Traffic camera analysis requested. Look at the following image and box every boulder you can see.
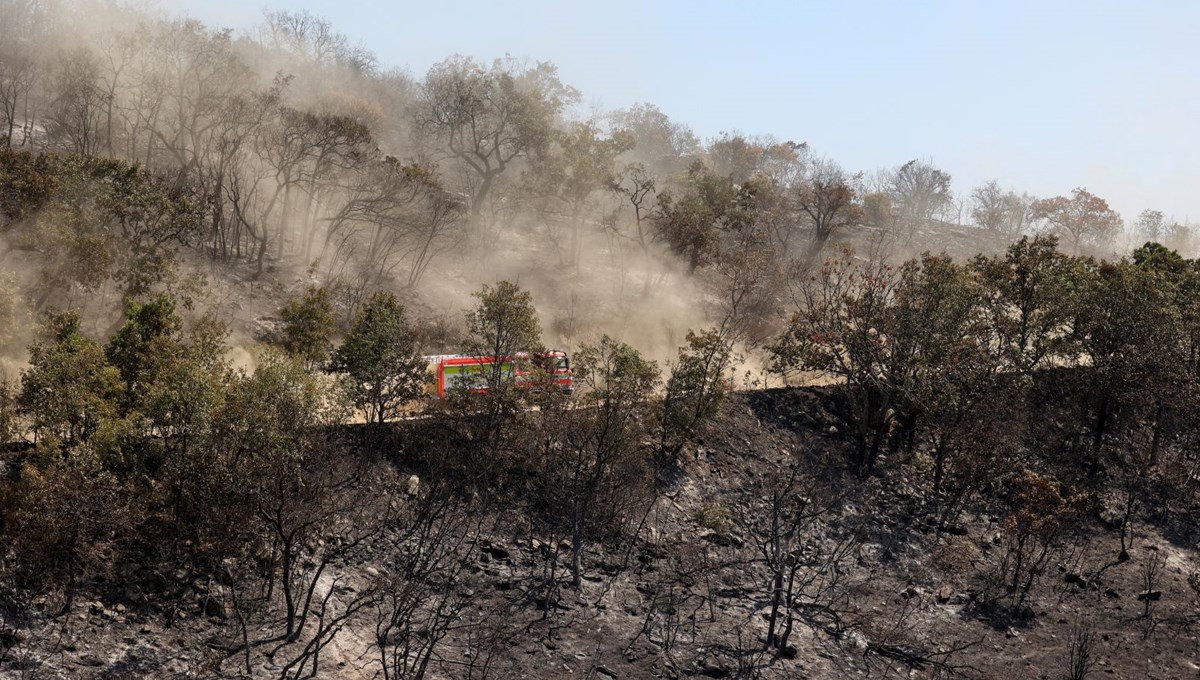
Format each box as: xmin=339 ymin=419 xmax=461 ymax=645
xmin=204 ymin=594 xmax=230 ymax=620
xmin=936 ymin=585 xmax=955 ymax=603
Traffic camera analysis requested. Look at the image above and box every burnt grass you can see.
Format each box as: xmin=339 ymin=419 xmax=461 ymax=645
xmin=2 ymin=385 xmax=1198 ymax=679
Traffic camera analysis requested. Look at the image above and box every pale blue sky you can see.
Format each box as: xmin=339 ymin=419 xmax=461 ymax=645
xmin=162 ymin=0 xmax=1200 ymax=222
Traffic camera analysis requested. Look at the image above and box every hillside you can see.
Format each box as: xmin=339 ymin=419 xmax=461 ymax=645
xmin=1 ymin=387 xmax=1196 ymax=679
xmin=2 ymin=5 xmax=1200 ymax=678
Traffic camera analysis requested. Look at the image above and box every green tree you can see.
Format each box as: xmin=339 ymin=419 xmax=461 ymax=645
xmin=329 ymin=291 xmax=425 ymax=425
xmin=794 ymin=157 xmax=862 ymax=270
xmin=215 ymin=350 xmax=358 ymax=641
xmin=279 ymin=285 xmax=338 ymax=369
xmin=1073 ymin=258 xmax=1181 ymax=474
xmin=973 ymin=236 xmax=1080 ymax=374
xmin=433 ymin=281 xmax=545 ymax=479
xmin=770 ymin=251 xmax=900 ymax=474
xmin=139 ymin=315 xmax=232 ymax=504
xmin=18 ymin=311 xmax=121 ymax=448
xmin=0 ymin=379 xmax=18 ymax=444
xmin=105 ymin=293 xmax=186 ymax=411
xmin=543 ymin=336 xmax=659 ymax=588
xmin=891 ymin=253 xmax=997 ymax=514
xmin=97 ymin=158 xmax=204 ymax=296
xmin=654 ymin=161 xmax=739 ymax=275
xmin=658 ymin=328 xmax=733 ymax=465
xmin=0 ymin=151 xmax=202 ymax=307
xmin=464 ymin=280 xmax=543 ymax=391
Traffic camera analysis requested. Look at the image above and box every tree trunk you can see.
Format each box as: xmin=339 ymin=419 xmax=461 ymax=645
xmin=1090 ymin=395 xmax=1110 ymax=477
xmin=1148 ymin=401 xmax=1163 ymax=467
xmin=765 ymin=568 xmax=782 ymax=650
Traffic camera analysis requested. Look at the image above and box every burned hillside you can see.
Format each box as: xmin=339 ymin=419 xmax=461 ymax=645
xmin=1 ymin=2 xmax=1199 ymax=678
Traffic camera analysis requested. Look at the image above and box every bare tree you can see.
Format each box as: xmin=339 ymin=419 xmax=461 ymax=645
xmin=888 ymin=158 xmax=952 ymax=241
xmin=970 ymin=179 xmax=1034 ymax=240
xmin=0 ymin=45 xmax=38 ymax=148
xmin=525 ymin=121 xmax=632 ymax=270
xmin=1065 ymin=624 xmax=1097 ymax=680
xmin=260 ymin=8 xmax=376 ymax=73
xmin=609 ymin=102 xmax=699 ymax=175
xmin=413 ymin=55 xmax=578 ymax=236
xmin=44 ymin=48 xmax=106 ymax=155
xmin=1139 ymin=547 xmax=1163 ymax=638
xmin=537 ymin=336 xmax=658 ymax=589
xmin=1133 ymin=208 xmax=1166 ymax=244
xmin=607 ymin=162 xmax=660 ymax=294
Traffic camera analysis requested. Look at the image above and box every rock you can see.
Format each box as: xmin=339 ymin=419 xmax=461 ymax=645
xmin=204 ymin=595 xmax=230 ymax=620
xmin=535 ymin=596 xmax=571 ymax=611
xmin=1064 ymin=573 xmax=1089 ymax=588
xmin=691 ymin=661 xmax=731 ymax=678
xmin=406 ymin=475 xmax=421 ymax=496
xmin=596 ymin=665 xmax=618 ymax=678
xmin=828 ymin=425 xmax=839 ymax=435
xmin=936 ymin=585 xmax=954 ymax=603
xmin=640 ymin=543 xmax=668 ymax=560
xmin=0 ymin=628 xmax=23 ymax=647
xmin=701 ymin=532 xmax=741 ymax=548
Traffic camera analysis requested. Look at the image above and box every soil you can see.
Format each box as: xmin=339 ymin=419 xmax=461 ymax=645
xmin=3 ymin=387 xmax=1197 ymax=679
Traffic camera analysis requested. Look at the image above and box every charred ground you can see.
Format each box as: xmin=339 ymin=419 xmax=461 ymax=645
xmin=0 ymin=379 xmax=1196 ymax=679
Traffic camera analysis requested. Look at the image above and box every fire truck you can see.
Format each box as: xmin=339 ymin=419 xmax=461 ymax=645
xmin=423 ymin=350 xmax=573 ymax=399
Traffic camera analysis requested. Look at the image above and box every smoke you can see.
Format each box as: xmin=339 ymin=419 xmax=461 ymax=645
xmin=5 ymin=0 xmax=1192 ymax=385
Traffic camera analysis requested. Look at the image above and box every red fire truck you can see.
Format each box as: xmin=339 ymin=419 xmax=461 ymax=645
xmin=423 ymin=350 xmax=573 ymax=399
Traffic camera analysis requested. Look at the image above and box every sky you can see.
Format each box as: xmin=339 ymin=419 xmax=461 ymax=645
xmin=160 ymin=0 xmax=1200 ymax=223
